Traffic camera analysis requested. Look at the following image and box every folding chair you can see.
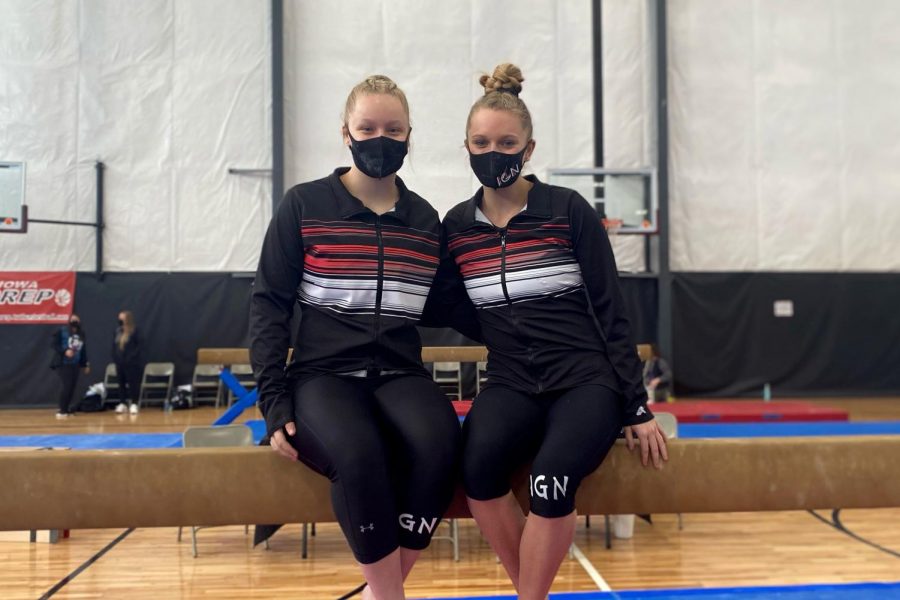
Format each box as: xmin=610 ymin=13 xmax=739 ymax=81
xmin=177 ymin=425 xmax=256 ymax=557
xmin=191 ymin=364 xmax=223 ymax=407
xmin=432 ymin=362 xmax=462 ymax=400
xmin=138 ymin=362 xmax=175 ymax=407
xmin=103 ymin=363 xmax=120 ymax=408
xmin=225 ymin=364 xmax=256 ymax=407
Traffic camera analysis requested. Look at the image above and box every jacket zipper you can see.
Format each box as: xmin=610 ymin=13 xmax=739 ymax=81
xmin=500 ymin=226 xmax=543 ymax=393
xmin=372 ymin=217 xmax=385 ymax=369
xmin=499 ymin=231 xmax=512 ymax=305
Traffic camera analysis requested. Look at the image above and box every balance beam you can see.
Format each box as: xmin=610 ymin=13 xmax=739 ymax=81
xmin=2 ymin=437 xmax=898 ymax=531
xmin=196 ymin=345 xmax=652 ymax=365
xmin=196 ymin=347 xmax=490 ymax=365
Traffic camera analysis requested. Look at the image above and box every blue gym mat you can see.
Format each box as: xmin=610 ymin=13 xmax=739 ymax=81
xmin=420 ymin=581 xmax=900 ymax=599
xmin=0 ymin=420 xmax=269 ymax=449
xmin=1 ymin=419 xmax=898 ymax=450
xmin=0 ymin=432 xmax=183 ymax=449
xmin=678 ymin=420 xmax=900 ymax=438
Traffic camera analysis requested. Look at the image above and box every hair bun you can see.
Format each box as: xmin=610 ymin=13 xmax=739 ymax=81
xmin=480 ymin=63 xmax=524 ymax=96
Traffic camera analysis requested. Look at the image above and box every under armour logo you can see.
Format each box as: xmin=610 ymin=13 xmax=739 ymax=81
xmin=359 ymin=523 xmax=374 ymax=533
xmin=636 ymin=406 xmax=647 ymax=416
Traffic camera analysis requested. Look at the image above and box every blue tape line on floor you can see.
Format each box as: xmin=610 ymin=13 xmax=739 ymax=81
xmin=418 ymin=581 xmax=900 ymax=600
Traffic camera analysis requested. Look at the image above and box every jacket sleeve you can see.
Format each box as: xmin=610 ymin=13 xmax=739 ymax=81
xmin=49 ymin=329 xmax=63 ymax=369
xmin=250 ymin=190 xmax=304 ymax=437
xmin=419 ymin=225 xmax=483 ymax=343
xmin=568 ymin=193 xmax=653 ymax=426
xmin=79 ymin=337 xmax=89 ymax=368
xmin=127 ymin=329 xmax=142 ymax=365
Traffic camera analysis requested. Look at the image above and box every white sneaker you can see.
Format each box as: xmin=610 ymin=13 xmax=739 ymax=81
xmin=55 ymin=412 xmax=68 ymax=419
xmin=115 ymin=403 xmax=127 ymax=414
xmin=129 ymin=403 xmax=139 ymax=415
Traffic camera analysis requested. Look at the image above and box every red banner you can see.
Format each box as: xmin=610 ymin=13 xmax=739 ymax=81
xmin=0 ymin=272 xmax=76 ymax=324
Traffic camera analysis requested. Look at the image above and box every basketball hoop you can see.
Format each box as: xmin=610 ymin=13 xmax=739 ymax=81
xmin=602 ymin=218 xmax=624 ymax=236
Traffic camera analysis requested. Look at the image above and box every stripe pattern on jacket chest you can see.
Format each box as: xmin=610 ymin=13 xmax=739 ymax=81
xmin=447 ymin=218 xmax=583 ymax=308
xmin=299 ymin=219 xmax=439 ymax=318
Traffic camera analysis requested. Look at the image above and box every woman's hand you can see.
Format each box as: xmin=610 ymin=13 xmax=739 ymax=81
xmin=624 ymin=418 xmax=669 ymax=469
xmin=270 ymin=422 xmax=298 ymax=461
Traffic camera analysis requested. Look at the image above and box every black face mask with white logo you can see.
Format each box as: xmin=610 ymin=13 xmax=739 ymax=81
xmin=348 ymin=133 xmax=408 ymax=179
xmin=468 ymin=148 xmax=527 ymax=189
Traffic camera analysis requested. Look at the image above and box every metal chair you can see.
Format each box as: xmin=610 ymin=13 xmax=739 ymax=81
xmin=191 ymin=364 xmax=223 ymax=407
xmin=177 ymin=425 xmax=257 ymax=557
xmin=225 ymin=364 xmax=256 ymax=406
xmin=475 ymin=360 xmax=488 ymax=395
xmin=431 ymin=518 xmax=460 ymax=561
xmin=432 ymin=361 xmax=462 ymax=400
xmin=103 ymin=363 xmax=120 ymax=407
xmin=138 ymin=362 xmax=175 ymax=407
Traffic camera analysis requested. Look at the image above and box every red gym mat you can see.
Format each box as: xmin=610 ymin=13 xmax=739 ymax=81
xmin=452 ymin=400 xmax=472 ymax=417
xmin=452 ymin=399 xmax=848 ymax=423
xmin=647 ymin=401 xmax=847 ymax=423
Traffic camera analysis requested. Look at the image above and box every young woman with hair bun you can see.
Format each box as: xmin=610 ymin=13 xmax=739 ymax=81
xmin=432 ymin=63 xmax=669 ymax=599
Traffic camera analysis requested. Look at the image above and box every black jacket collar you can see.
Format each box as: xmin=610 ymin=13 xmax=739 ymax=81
xmin=328 ymin=167 xmax=412 ymax=224
xmin=459 ymin=175 xmax=552 ymax=228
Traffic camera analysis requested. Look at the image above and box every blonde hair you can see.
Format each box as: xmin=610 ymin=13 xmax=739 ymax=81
xmin=466 ymin=63 xmax=533 ymax=140
xmin=118 ymin=310 xmax=135 ymax=351
xmin=342 ymin=74 xmax=411 ymax=127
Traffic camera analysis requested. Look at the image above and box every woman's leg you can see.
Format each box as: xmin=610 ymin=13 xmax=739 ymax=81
xmin=518 ymin=385 xmax=623 ymax=600
xmin=290 ymin=375 xmax=404 ymax=599
xmin=57 ymin=366 xmax=78 ymax=414
xmin=468 ymin=492 xmax=528 ymax=587
xmin=461 ymin=386 xmax=544 ymax=591
xmin=371 ymin=375 xmax=462 ymax=578
xmin=115 ymin=363 xmax=128 ymax=404
xmin=126 ymin=364 xmax=143 ymax=405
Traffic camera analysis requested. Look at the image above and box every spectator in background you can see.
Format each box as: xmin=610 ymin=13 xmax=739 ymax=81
xmin=643 ymin=344 xmax=673 ymax=404
xmin=50 ymin=313 xmax=90 ymax=418
xmin=113 ymin=310 xmax=142 ymax=416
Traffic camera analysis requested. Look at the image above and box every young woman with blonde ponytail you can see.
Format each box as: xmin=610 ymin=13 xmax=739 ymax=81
xmin=112 ymin=310 xmax=142 ymax=415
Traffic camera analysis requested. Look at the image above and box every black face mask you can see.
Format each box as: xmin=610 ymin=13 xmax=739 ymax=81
xmin=469 ymin=148 xmax=527 ymax=189
xmin=69 ymin=321 xmax=80 ymax=331
xmin=118 ymin=319 xmax=124 ymax=326
xmin=348 ymin=133 xmax=408 ymax=179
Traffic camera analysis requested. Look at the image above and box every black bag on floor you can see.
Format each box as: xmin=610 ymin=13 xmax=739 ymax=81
xmin=169 ymin=387 xmax=193 ymax=410
xmin=78 ymin=392 xmax=104 ymax=412
xmin=75 ymin=382 xmax=106 ymax=413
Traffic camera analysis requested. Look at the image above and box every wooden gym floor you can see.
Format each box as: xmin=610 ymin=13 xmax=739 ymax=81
xmin=1 ymin=398 xmax=898 ymax=599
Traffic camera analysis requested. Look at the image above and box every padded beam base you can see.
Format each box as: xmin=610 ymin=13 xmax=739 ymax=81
xmin=2 ymin=437 xmax=898 ymax=531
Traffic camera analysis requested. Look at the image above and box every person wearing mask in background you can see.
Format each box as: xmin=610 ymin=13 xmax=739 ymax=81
xmin=643 ymin=344 xmax=673 ymax=404
xmin=432 ymin=63 xmax=669 ymax=600
xmin=50 ymin=313 xmax=90 ymax=418
xmin=113 ymin=310 xmax=142 ymax=415
xmin=250 ymin=75 xmax=461 ymax=600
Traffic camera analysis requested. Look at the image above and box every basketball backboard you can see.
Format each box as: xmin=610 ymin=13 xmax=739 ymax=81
xmin=0 ymin=162 xmax=27 ymax=233
xmin=546 ymin=168 xmax=656 ymax=234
